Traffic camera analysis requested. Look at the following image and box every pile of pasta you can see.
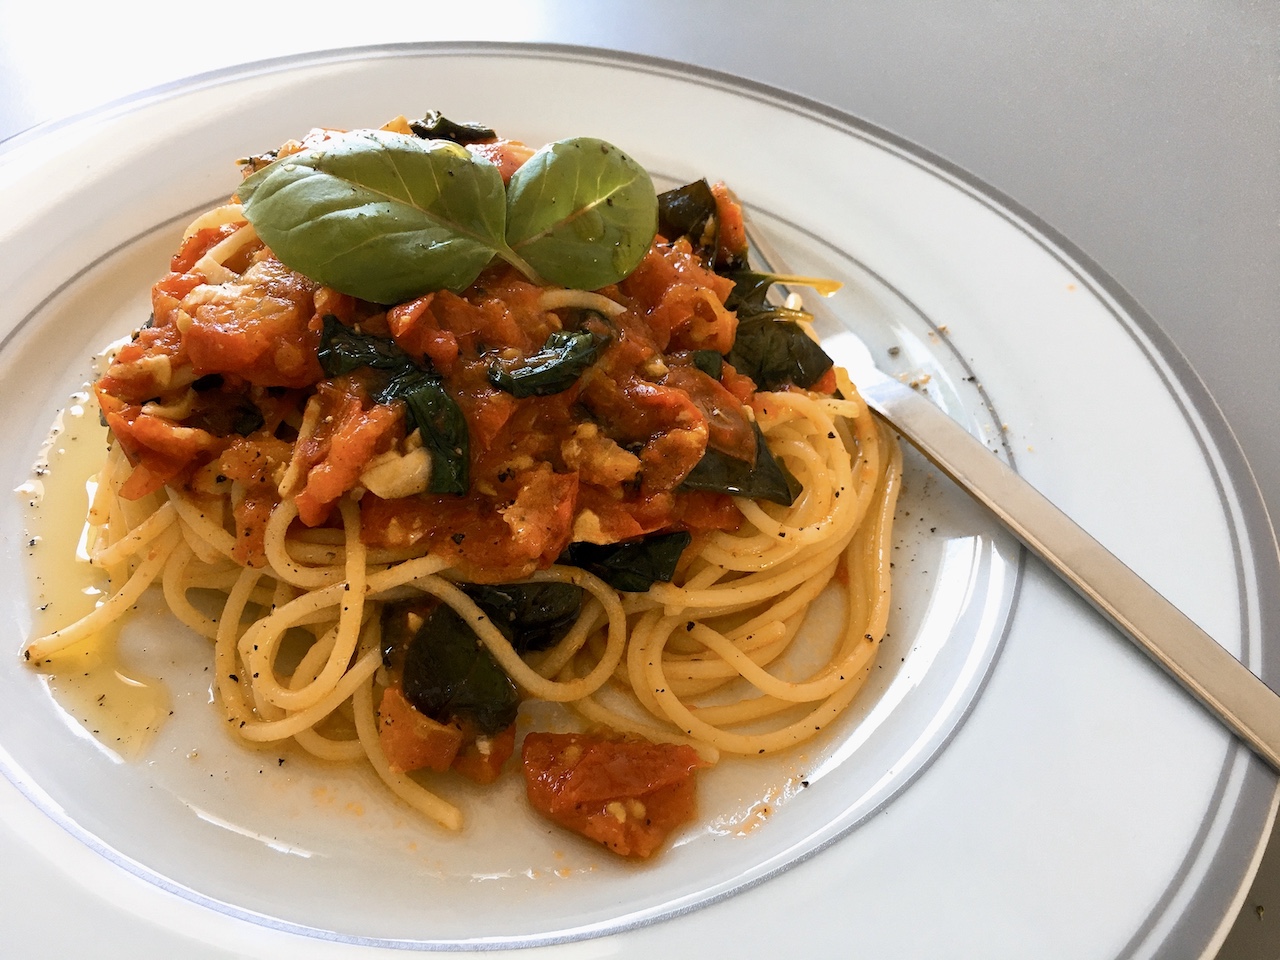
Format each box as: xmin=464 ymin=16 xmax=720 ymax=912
xmin=24 ymin=119 xmax=901 ymax=847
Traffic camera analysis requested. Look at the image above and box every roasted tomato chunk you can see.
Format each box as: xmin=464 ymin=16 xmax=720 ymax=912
xmin=522 ymin=732 xmax=707 ymax=858
xmin=377 ymin=685 xmax=464 ymax=774
xmin=453 ymin=723 xmax=518 ymax=784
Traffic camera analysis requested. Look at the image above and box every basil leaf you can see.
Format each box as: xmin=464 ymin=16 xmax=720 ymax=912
xmin=238 ymin=130 xmax=508 ymax=303
xmin=691 ymin=349 xmax=724 ymax=380
xmin=506 ymin=137 xmax=658 ymax=290
xmin=318 ymin=316 xmax=469 ymax=494
xmin=231 ymin=404 xmax=265 ymax=437
xmin=461 ymin=582 xmax=584 ymax=653
xmin=186 ymin=398 xmax=264 ymax=438
xmin=561 ymin=530 xmax=692 ymax=593
xmin=384 ymin=368 xmax=470 ymax=495
xmin=400 ymin=604 xmax=519 ymax=736
xmin=679 ymin=421 xmax=801 ymax=506
xmin=725 ymin=269 xmax=844 ymax=320
xmin=725 ymin=315 xmax=834 ymax=391
xmin=408 ymin=111 xmax=496 ymax=145
xmin=724 ymin=269 xmax=780 ymax=318
xmin=488 ymin=326 xmax=611 ymax=398
xmin=657 ymin=178 xmax=719 ymax=265
xmin=317 ymin=314 xmax=409 ymax=375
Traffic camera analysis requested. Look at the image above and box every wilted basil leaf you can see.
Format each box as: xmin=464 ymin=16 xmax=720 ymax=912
xmin=409 ymin=111 xmax=496 ymax=144
xmin=691 ymin=349 xmax=723 ymax=380
xmin=186 ymin=398 xmax=264 ymax=438
xmin=562 ymin=530 xmax=692 ymax=593
xmin=680 ymin=421 xmax=801 ymax=506
xmin=724 ymin=269 xmax=780 ymax=318
xmin=318 ymin=316 xmax=469 ymax=494
xmin=488 ymin=327 xmax=611 ymax=398
xmin=317 ymin=314 xmax=407 ymax=374
xmin=387 ymin=370 xmax=470 ymax=495
xmin=506 ymin=137 xmax=658 ymax=290
xmin=725 ymin=315 xmax=834 ymax=391
xmin=462 ymin=582 xmax=584 ymax=653
xmin=238 ymin=130 xmax=508 ymax=303
xmin=657 ymin=179 xmax=719 ymax=265
xmin=400 ymin=604 xmax=519 ymax=736
xmin=231 ymin=404 xmax=265 ymax=437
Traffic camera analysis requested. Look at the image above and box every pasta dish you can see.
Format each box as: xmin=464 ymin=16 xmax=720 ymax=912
xmin=22 ymin=112 xmax=901 ymax=858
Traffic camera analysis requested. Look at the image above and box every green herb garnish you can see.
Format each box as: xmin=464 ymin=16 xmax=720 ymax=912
xmin=317 ymin=316 xmax=468 ymax=494
xmin=488 ymin=325 xmax=611 ymax=399
xmin=239 ymin=128 xmax=658 ymax=303
xmin=561 ymin=530 xmax=692 ymax=593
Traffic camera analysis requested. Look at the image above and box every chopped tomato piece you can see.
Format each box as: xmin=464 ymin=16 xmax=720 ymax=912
xmin=663 ymin=364 xmax=756 ymax=462
xmin=720 ymin=362 xmax=757 ymax=405
xmin=97 ymin=393 xmax=219 ymax=499
xmin=170 ymin=223 xmax=241 ymax=273
xmin=522 ymin=732 xmax=708 ymax=859
xmin=581 ymin=373 xmax=709 ymax=492
xmin=426 ymin=267 xmax=549 ymax=355
xmin=452 ymin=723 xmax=517 ymax=784
xmin=387 ymin=293 xmax=460 ymax=374
xmin=215 ymin=436 xmax=294 ymax=566
xmin=466 ymin=139 xmax=536 ymax=183
xmin=289 ymin=377 xmax=402 ymax=526
xmin=95 ymin=323 xmax=187 ymax=405
xmin=617 ymin=240 xmax=737 ymax=353
xmin=501 ymin=465 xmax=578 ymax=566
xmin=151 ymin=271 xmax=208 ymax=328
xmin=710 ymin=181 xmax=748 ymax=266
xmin=377 ymin=685 xmax=464 ymax=774
xmin=182 ymin=257 xmax=323 ymax=388
xmin=811 ymin=367 xmax=839 ymax=395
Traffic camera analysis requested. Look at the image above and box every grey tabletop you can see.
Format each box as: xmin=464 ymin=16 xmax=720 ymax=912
xmin=2 ymin=1 xmax=1277 ymax=957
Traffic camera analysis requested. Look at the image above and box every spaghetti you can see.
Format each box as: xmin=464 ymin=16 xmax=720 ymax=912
xmin=23 ymin=115 xmax=901 ymax=855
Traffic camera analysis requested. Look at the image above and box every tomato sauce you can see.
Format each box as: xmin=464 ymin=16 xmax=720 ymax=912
xmin=95 ymin=172 xmax=759 ymax=585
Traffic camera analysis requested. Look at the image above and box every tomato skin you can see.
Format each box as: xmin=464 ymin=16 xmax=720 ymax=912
xmin=719 ymin=362 xmax=757 ymax=406
xmin=387 ymin=293 xmax=461 ymax=374
xmin=616 ymin=239 xmax=737 ymax=354
xmin=710 ymin=181 xmax=748 ymax=266
xmin=290 ymin=377 xmax=402 ymax=526
xmin=182 ymin=257 xmax=323 ymax=388
xmin=96 ymin=392 xmax=219 ymax=499
xmin=170 ymin=223 xmax=240 ymax=273
xmin=215 ymin=435 xmax=295 ymax=566
xmin=377 ymin=685 xmax=464 ymax=774
xmin=810 ymin=367 xmax=838 ymax=396
xmin=522 ymin=732 xmax=707 ymax=859
xmin=662 ymin=364 xmax=756 ymax=462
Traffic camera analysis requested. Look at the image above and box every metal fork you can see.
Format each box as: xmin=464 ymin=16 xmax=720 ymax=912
xmin=746 ymin=221 xmax=1280 ymax=772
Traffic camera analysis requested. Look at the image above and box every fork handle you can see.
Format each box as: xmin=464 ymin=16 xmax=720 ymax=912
xmin=864 ymin=375 xmax=1280 ymax=771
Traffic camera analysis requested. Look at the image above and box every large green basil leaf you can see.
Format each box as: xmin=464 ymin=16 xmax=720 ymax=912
xmin=238 ymin=130 xmax=508 ymax=303
xmin=505 ymin=137 xmax=658 ymax=290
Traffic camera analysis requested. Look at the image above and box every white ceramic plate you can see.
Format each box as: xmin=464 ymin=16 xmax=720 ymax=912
xmin=0 ymin=45 xmax=1276 ymax=959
